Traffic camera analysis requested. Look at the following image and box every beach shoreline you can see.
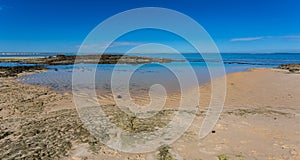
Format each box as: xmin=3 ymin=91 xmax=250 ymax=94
xmin=0 ymin=66 xmax=299 ymax=159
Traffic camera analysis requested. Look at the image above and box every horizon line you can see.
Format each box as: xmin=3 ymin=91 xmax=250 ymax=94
xmin=0 ymin=51 xmax=299 ymax=54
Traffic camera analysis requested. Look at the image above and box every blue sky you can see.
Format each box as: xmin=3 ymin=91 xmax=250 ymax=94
xmin=0 ymin=0 xmax=299 ymax=53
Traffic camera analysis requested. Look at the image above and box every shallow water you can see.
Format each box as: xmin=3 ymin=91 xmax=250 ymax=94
xmin=1 ymin=53 xmax=298 ymax=93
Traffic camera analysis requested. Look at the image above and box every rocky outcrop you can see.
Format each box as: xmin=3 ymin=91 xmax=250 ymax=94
xmin=0 ymin=54 xmax=182 ymax=65
xmin=277 ymin=64 xmax=300 ymax=73
xmin=0 ymin=66 xmax=47 ymax=77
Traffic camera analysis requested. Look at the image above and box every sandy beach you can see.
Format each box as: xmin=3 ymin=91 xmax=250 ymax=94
xmin=1 ymin=0 xmax=300 ymax=159
xmin=0 ymin=68 xmax=299 ymax=160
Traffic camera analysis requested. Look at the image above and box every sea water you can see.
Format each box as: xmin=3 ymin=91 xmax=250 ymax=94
xmin=1 ymin=53 xmax=299 ymax=93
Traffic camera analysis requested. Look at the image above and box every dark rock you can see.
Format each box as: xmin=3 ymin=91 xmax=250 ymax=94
xmin=277 ymin=64 xmax=300 ymax=73
xmin=0 ymin=66 xmax=47 ymax=77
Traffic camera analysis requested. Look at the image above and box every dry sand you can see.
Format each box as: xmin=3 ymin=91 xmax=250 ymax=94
xmin=0 ymin=68 xmax=299 ymax=160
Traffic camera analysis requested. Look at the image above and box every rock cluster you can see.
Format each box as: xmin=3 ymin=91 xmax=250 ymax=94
xmin=277 ymin=64 xmax=300 ymax=73
xmin=0 ymin=66 xmax=47 ymax=77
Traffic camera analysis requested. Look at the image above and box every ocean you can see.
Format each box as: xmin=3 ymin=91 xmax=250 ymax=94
xmin=1 ymin=53 xmax=299 ymax=93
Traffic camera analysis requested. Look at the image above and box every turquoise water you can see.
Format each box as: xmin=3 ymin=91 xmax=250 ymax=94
xmin=1 ymin=53 xmax=299 ymax=92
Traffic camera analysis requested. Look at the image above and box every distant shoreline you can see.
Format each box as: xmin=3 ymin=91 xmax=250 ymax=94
xmin=0 ymin=54 xmax=183 ymax=65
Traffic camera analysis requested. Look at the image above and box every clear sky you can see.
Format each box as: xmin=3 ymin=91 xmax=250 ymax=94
xmin=0 ymin=0 xmax=299 ymax=53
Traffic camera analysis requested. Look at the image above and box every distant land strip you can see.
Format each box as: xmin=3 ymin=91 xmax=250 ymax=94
xmin=0 ymin=54 xmax=184 ymax=65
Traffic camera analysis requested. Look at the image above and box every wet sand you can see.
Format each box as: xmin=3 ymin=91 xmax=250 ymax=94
xmin=0 ymin=68 xmax=299 ymax=159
